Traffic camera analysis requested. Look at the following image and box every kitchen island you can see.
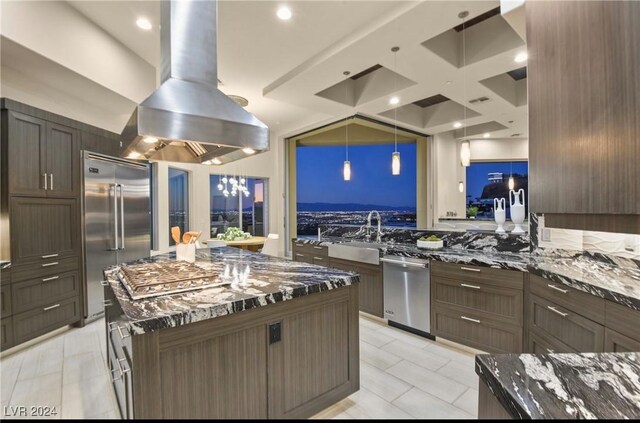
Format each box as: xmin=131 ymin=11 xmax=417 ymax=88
xmin=102 ymin=247 xmax=360 ymax=419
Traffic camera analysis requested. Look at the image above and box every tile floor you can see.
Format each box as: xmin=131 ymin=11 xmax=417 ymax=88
xmin=1 ymin=315 xmax=479 ymax=420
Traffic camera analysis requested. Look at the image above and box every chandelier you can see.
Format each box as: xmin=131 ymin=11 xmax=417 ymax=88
xmin=217 ymin=175 xmax=250 ymax=197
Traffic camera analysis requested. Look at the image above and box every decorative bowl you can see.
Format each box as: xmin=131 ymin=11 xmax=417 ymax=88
xmin=417 ymin=240 xmax=443 ymax=249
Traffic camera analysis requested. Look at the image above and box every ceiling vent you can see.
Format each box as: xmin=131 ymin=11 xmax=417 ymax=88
xmin=469 ymin=96 xmax=490 ymax=104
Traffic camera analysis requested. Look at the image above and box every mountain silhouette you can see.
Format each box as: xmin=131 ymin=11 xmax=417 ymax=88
xmin=297 ymin=202 xmax=416 ymax=212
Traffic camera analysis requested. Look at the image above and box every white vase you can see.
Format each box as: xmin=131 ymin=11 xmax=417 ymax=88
xmin=494 ymin=198 xmax=506 ymax=233
xmin=509 ymin=188 xmax=526 ymax=234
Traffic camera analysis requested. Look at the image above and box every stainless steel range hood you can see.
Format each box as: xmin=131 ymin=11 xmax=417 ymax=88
xmin=120 ymin=0 xmax=269 ymax=164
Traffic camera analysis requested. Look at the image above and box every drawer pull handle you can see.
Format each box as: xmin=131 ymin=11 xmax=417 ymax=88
xmin=117 ymin=358 xmax=131 ymax=374
xmin=41 ymin=262 xmax=59 ymax=267
xmin=41 ymin=253 xmax=59 ymax=259
xmin=43 ymin=304 xmax=60 ymax=311
xmin=116 ymin=324 xmax=130 ymax=339
xmin=314 ymin=256 xmax=324 ymax=260
xmin=42 ymin=276 xmax=59 ymax=282
xmin=546 ymin=348 xmax=555 ymax=354
xmin=460 ymin=283 xmax=481 ymax=289
xmin=100 ymin=280 xmax=109 ymax=286
xmin=296 ymin=254 xmax=305 ymax=257
xmin=547 ymin=284 xmax=568 ymax=294
xmin=295 ymin=244 xmax=304 ymax=247
xmin=111 ymin=367 xmax=123 ymax=382
xmin=104 ymin=300 xmax=114 ymax=307
xmin=460 ymin=267 xmax=481 ymax=272
xmin=313 ymin=246 xmax=324 ymax=250
xmin=547 ymin=305 xmax=568 ymax=317
xmin=461 ymin=315 xmax=481 ymax=324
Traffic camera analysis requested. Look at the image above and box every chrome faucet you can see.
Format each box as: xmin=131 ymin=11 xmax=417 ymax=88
xmin=366 ymin=210 xmax=382 ymax=243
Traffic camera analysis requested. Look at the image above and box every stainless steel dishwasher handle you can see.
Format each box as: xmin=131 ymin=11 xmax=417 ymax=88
xmin=380 ymin=258 xmax=426 ymax=268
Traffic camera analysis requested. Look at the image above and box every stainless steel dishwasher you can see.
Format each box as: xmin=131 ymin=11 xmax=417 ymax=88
xmin=381 ymin=255 xmax=432 ymax=337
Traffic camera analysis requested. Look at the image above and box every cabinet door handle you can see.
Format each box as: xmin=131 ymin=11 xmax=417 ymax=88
xmin=296 ymin=253 xmax=305 ymax=257
xmin=547 ymin=284 xmax=568 ymax=294
xmin=41 ymin=262 xmax=59 ymax=267
xmin=295 ymin=244 xmax=303 ymax=247
xmin=41 ymin=253 xmax=59 ymax=259
xmin=111 ymin=367 xmax=123 ymax=382
xmin=461 ymin=315 xmax=481 ymax=323
xmin=460 ymin=267 xmax=481 ymax=272
xmin=313 ymin=256 xmax=324 ymax=261
xmin=104 ymin=299 xmax=114 ymax=307
xmin=460 ymin=283 xmax=481 ymax=289
xmin=313 ymin=246 xmax=324 ymax=250
xmin=117 ymin=358 xmax=131 ymax=374
xmin=43 ymin=173 xmax=48 ymax=190
xmin=43 ymin=303 xmax=60 ymax=311
xmin=546 ymin=348 xmax=555 ymax=354
xmin=42 ymin=276 xmax=59 ymax=282
xmin=49 ymin=173 xmax=53 ymax=190
xmin=547 ymin=305 xmax=568 ymax=317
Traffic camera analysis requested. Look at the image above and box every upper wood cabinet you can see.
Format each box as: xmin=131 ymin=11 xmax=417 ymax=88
xmin=6 ymin=111 xmax=79 ymax=198
xmin=80 ymin=130 xmax=124 ymax=158
xmin=526 ymin=1 xmax=640 ymax=233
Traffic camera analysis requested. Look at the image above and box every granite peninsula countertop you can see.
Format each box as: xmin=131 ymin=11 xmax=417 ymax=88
xmin=475 ymin=352 xmax=640 ymax=419
xmin=294 ymin=238 xmax=640 ymax=310
xmin=104 ymin=247 xmax=359 ymax=335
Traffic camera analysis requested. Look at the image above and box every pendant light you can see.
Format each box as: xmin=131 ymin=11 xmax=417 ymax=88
xmin=458 ymin=181 xmax=464 ymax=193
xmin=342 ymin=71 xmax=351 ymax=181
xmin=508 ymin=161 xmax=515 ymax=189
xmin=391 ymin=46 xmax=401 ymax=175
xmin=458 ymin=11 xmax=471 ymax=167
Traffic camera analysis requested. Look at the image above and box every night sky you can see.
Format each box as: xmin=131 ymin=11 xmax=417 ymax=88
xmin=297 ymin=143 xmax=417 ymax=208
xmin=466 ymin=161 xmax=529 ymax=199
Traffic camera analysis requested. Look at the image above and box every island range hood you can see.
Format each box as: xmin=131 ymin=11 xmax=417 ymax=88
xmin=120 ymin=0 xmax=269 ymax=164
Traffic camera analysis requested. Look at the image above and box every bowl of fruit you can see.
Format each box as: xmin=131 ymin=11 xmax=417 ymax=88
xmin=417 ymin=235 xmax=443 ymax=249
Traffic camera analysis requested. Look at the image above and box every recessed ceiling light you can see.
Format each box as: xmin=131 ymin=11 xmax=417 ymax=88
xmin=277 ymin=6 xmax=292 ymax=20
xmin=142 ymin=136 xmax=158 ymax=144
xmin=453 ymin=122 xmax=463 ymax=128
xmin=242 ymin=147 xmax=256 ymax=155
xmin=483 ymin=133 xmax=491 ymax=138
xmin=127 ymin=151 xmax=142 ymax=159
xmin=445 ymin=81 xmax=452 ymax=85
xmin=136 ymin=17 xmax=152 ymax=30
xmin=212 ymin=158 xmax=222 ymax=165
xmin=389 ymin=96 xmax=400 ymax=105
xmin=514 ymin=52 xmax=528 ymax=63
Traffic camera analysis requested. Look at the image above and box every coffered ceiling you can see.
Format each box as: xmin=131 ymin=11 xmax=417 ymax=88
xmin=3 ymin=1 xmax=528 ymax=140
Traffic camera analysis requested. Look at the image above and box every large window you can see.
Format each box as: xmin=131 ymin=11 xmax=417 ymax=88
xmin=296 ymin=143 xmax=417 ymax=235
xmin=465 ymin=161 xmax=528 ymax=219
xmin=168 ymin=168 xmax=189 ymax=246
xmin=210 ymin=175 xmax=267 ymax=237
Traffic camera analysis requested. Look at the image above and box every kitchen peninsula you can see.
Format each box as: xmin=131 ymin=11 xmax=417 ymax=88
xmin=102 ymin=247 xmax=360 ymax=419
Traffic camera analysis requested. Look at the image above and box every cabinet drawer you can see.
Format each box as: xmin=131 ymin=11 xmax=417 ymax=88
xmin=108 ymin=333 xmax=133 ymax=419
xmin=312 ymin=255 xmax=329 ymax=266
xmin=1 ymin=316 xmax=14 ymax=350
xmin=9 ymin=197 xmax=79 ymax=265
xmin=10 ymin=256 xmax=79 ymax=282
xmin=1 ymin=284 xmax=11 ymax=318
xmin=432 ymin=277 xmax=523 ymax=326
xmin=529 ymin=274 xmax=605 ymax=324
xmin=604 ymin=300 xmax=640 ymax=342
xmin=13 ymin=296 xmax=80 ymax=345
xmin=604 ymin=328 xmax=640 ymax=353
xmin=12 ymin=270 xmax=80 ymax=314
xmin=527 ymin=294 xmax=604 ymax=352
xmin=432 ymin=305 xmax=523 ymax=353
xmin=431 ymin=261 xmax=523 ymax=289
xmin=528 ymin=328 xmax=577 ymax=354
xmin=293 ymin=242 xmax=328 ymax=256
xmin=293 ymin=252 xmax=313 ymax=264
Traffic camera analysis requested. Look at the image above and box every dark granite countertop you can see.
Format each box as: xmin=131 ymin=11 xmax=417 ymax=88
xmin=294 ymin=238 xmax=640 ymax=310
xmin=475 ymin=352 xmax=640 ymax=419
xmin=104 ymin=247 xmax=359 ymax=335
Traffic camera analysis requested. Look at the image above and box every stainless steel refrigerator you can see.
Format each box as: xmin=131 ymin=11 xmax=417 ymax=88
xmin=83 ymin=152 xmax=151 ymax=322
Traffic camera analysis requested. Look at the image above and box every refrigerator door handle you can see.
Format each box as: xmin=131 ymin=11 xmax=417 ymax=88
xmin=119 ymin=184 xmax=125 ymax=250
xmin=110 ymin=183 xmax=119 ymax=251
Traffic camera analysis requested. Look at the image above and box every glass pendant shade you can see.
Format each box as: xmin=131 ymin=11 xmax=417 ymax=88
xmin=458 ymin=181 xmax=464 ymax=193
xmin=392 ymin=152 xmax=401 ymax=175
xmin=343 ymin=160 xmax=351 ymax=181
xmin=460 ymin=141 xmax=471 ymax=167
xmin=508 ymin=176 xmax=515 ymax=190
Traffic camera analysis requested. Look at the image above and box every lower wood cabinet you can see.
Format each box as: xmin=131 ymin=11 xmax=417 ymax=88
xmin=604 ymin=328 xmax=640 ymax=352
xmin=1 ymin=316 xmax=14 ymax=350
xmin=105 ymin=284 xmax=359 ymax=419
xmin=12 ymin=296 xmax=80 ymax=345
xmin=11 ymin=270 xmax=80 ymax=314
xmin=528 ymin=327 xmax=576 ymax=354
xmin=329 ymin=258 xmax=383 ymax=318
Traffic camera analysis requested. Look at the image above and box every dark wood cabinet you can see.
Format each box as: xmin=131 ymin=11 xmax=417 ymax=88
xmin=526 ymin=0 xmax=640 ymax=233
xmin=81 ymin=130 xmax=123 ymax=158
xmin=604 ymin=328 xmax=640 ymax=353
xmin=528 ymin=327 xmax=576 ymax=354
xmin=12 ymin=296 xmax=80 ymax=345
xmin=104 ymin=282 xmax=359 ymax=419
xmin=1 ymin=283 xmax=12 ymax=318
xmin=7 ymin=111 xmax=47 ymax=196
xmin=9 ymin=197 xmax=79 ymax=265
xmin=1 ymin=316 xmax=14 ymax=350
xmin=46 ymin=122 xmax=79 ymax=197
xmin=330 ymin=257 xmax=383 ymax=318
xmin=11 ymin=270 xmax=80 ymax=314
xmin=430 ymin=261 xmax=524 ymax=353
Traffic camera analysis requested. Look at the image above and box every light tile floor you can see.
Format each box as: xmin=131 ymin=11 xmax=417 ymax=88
xmin=1 ymin=315 xmax=479 ymax=420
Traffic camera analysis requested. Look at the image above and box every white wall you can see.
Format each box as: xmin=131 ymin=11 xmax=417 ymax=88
xmin=433 ymin=135 xmax=528 ymax=219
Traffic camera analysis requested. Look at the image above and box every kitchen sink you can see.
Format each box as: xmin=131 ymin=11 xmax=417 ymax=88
xmin=328 ymin=242 xmax=382 ymax=265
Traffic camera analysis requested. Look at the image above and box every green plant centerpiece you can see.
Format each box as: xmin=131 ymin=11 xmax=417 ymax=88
xmin=217 ymin=227 xmax=251 ymax=241
xmin=466 ymin=206 xmax=479 ymax=219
